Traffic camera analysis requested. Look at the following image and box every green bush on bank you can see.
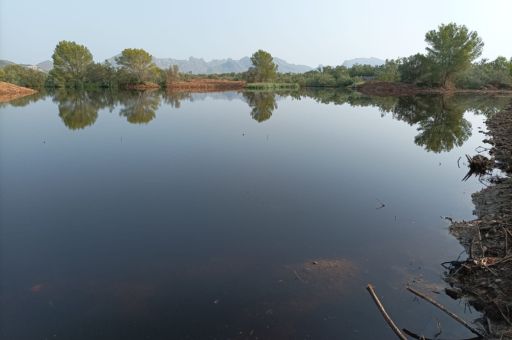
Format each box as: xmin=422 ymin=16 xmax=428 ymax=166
xmin=245 ymin=83 xmax=299 ymax=90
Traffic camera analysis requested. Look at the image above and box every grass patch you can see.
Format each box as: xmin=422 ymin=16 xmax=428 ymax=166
xmin=245 ymin=82 xmax=300 ymax=90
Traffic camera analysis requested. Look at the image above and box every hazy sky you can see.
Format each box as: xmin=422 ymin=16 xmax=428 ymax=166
xmin=1 ymin=0 xmax=511 ymax=66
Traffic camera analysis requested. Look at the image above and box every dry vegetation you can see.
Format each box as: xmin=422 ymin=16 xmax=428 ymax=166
xmin=167 ymin=79 xmax=246 ymax=92
xmin=0 ymin=81 xmax=38 ymax=102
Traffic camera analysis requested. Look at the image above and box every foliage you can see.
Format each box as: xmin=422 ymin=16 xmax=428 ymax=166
xmin=425 ymin=23 xmax=484 ymax=88
xmin=247 ymin=50 xmax=278 ymax=82
xmin=0 ymin=64 xmax=47 ymax=88
xmin=398 ymin=54 xmax=435 ymax=85
xmin=85 ymin=62 xmax=117 ymax=88
xmin=51 ymin=41 xmax=93 ymax=87
xmin=165 ymin=65 xmax=180 ymax=85
xmin=245 ymin=83 xmax=299 ymax=90
xmin=116 ymin=48 xmax=159 ymax=84
xmin=348 ymin=64 xmax=377 ymax=78
xmin=375 ymin=60 xmax=400 ymax=82
xmin=7 ymin=23 xmax=510 ymax=91
xmin=455 ymin=57 xmax=512 ymax=89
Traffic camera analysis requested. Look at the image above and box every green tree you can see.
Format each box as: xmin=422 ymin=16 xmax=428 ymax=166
xmin=247 ymin=50 xmax=278 ymax=82
xmin=116 ymin=48 xmax=158 ymax=83
xmin=51 ymin=41 xmax=93 ymax=86
xmin=0 ymin=64 xmax=47 ymax=88
xmin=455 ymin=57 xmax=512 ymax=89
xmin=85 ymin=62 xmax=117 ymax=88
xmin=425 ymin=23 xmax=484 ymax=89
xmin=165 ymin=64 xmax=180 ymax=85
xmin=375 ymin=60 xmax=400 ymax=82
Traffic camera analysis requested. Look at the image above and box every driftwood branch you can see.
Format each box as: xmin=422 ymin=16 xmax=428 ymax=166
xmin=366 ymin=284 xmax=408 ymax=340
xmin=402 ymin=328 xmax=481 ymax=340
xmin=406 ymin=287 xmax=483 ymax=337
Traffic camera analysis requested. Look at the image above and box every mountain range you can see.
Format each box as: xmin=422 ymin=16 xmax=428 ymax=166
xmin=342 ymin=57 xmax=385 ymax=67
xmin=106 ymin=56 xmax=313 ymax=74
xmin=1 ymin=56 xmax=386 ymax=74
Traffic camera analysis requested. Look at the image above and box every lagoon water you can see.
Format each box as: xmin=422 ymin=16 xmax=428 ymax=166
xmin=1 ymin=90 xmax=510 ymax=339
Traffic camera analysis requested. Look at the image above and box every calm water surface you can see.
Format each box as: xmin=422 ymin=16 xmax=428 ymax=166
xmin=1 ymin=90 xmax=510 ymax=339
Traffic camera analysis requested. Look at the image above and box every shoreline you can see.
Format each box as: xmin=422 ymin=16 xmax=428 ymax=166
xmin=446 ymin=103 xmax=512 ymax=339
xmin=166 ymin=79 xmax=246 ymax=92
xmin=0 ymin=81 xmax=38 ymax=103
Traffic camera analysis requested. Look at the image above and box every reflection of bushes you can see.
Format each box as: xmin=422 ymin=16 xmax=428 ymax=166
xmin=55 ymin=91 xmax=102 ymax=130
xmin=243 ymin=91 xmax=278 ymax=122
xmin=0 ymin=91 xmax=48 ymax=108
xmin=118 ymin=91 xmax=160 ymax=124
xmin=52 ymin=89 xmax=161 ymax=129
xmin=162 ymin=91 xmax=192 ymax=108
xmin=391 ymin=96 xmax=473 ymax=153
xmin=301 ymin=89 xmax=512 ymax=153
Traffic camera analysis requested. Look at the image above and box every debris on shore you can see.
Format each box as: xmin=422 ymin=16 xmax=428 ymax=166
xmin=445 ymin=103 xmax=512 ymax=339
xmin=462 ymin=154 xmax=494 ymax=180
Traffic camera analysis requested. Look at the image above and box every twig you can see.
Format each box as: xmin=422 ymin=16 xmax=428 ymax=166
xmin=457 ymin=156 xmax=462 ymax=168
xmin=366 ymin=284 xmax=408 ymax=340
xmin=406 ymin=287 xmax=483 ymax=337
xmin=493 ymin=302 xmax=512 ymax=326
xmin=402 ymin=328 xmax=480 ymax=340
xmin=293 ymin=270 xmax=306 ymax=283
xmin=434 ymin=318 xmax=442 ymax=338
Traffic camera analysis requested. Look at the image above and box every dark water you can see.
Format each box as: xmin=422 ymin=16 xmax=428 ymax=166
xmin=0 ymin=89 xmax=510 ymax=339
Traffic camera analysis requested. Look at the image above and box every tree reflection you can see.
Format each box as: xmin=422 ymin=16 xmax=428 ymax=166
xmin=243 ymin=91 xmax=278 ymax=122
xmin=301 ymin=89 xmax=511 ymax=153
xmin=118 ymin=90 xmax=160 ymax=124
xmin=162 ymin=91 xmax=192 ymax=108
xmin=54 ymin=90 xmax=102 ymax=130
xmin=391 ymin=96 xmax=472 ymax=153
xmin=0 ymin=91 xmax=48 ymax=108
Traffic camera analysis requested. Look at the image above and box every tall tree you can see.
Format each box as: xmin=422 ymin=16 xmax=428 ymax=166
xmin=116 ymin=48 xmax=158 ymax=83
xmin=248 ymin=50 xmax=278 ymax=82
xmin=425 ymin=23 xmax=484 ymax=89
xmin=165 ymin=64 xmax=180 ymax=85
xmin=51 ymin=41 xmax=93 ymax=86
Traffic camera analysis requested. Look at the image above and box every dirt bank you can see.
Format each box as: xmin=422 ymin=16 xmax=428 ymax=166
xmin=0 ymin=81 xmax=38 ymax=102
xmin=125 ymin=82 xmax=160 ymax=90
xmin=357 ymin=81 xmax=512 ymax=97
xmin=446 ymin=103 xmax=512 ymax=339
xmin=167 ymin=79 xmax=246 ymax=92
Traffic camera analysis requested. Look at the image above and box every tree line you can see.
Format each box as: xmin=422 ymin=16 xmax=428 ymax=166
xmin=1 ymin=23 xmax=511 ymax=90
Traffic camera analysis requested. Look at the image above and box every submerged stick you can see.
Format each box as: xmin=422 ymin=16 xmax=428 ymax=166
xmin=366 ymin=284 xmax=408 ymax=340
xmin=406 ymin=287 xmax=482 ymax=337
xmin=403 ymin=328 xmax=481 ymax=340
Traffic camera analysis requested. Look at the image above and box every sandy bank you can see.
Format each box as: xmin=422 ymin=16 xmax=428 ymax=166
xmin=0 ymin=81 xmax=38 ymax=103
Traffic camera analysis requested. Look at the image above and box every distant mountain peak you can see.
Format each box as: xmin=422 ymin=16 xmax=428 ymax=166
xmin=150 ymin=56 xmax=312 ymax=74
xmin=8 ymin=55 xmax=312 ymax=75
xmin=342 ymin=57 xmax=385 ymax=67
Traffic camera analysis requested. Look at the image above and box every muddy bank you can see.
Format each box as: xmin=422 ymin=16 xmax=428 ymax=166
xmin=357 ymin=81 xmax=512 ymax=97
xmin=0 ymin=81 xmax=38 ymax=102
xmin=167 ymin=79 xmax=246 ymax=92
xmin=125 ymin=82 xmax=160 ymax=90
xmin=446 ymin=104 xmax=512 ymax=339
